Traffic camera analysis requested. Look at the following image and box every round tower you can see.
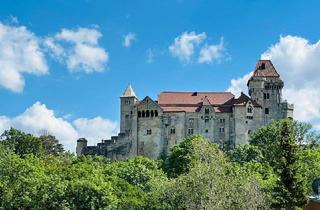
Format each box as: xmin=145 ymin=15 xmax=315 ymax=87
xmin=76 ymin=138 xmax=88 ymax=156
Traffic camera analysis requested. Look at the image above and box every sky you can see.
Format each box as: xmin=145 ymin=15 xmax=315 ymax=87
xmin=0 ymin=0 xmax=320 ymax=151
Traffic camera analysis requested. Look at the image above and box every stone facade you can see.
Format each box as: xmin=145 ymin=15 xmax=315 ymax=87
xmin=76 ymin=60 xmax=293 ymax=160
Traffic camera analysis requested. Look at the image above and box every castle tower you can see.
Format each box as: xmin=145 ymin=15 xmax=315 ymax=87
xmin=76 ymin=138 xmax=87 ymax=156
xmin=247 ymin=60 xmax=285 ymax=123
xmin=120 ymin=84 xmax=138 ymax=134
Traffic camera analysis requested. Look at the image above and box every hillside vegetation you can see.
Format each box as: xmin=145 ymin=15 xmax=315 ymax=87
xmin=0 ymin=119 xmax=319 ymax=209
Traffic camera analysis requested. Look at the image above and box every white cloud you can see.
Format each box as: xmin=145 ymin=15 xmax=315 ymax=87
xmin=0 ymin=23 xmax=48 ymax=92
xmin=146 ymin=48 xmax=154 ymax=63
xmin=198 ymin=37 xmax=226 ymax=64
xmin=0 ymin=102 xmax=118 ymax=152
xmin=169 ymin=31 xmax=207 ymax=62
xmin=45 ymin=27 xmax=109 ymax=73
xmin=73 ymin=117 xmax=118 ymax=144
xmin=227 ymin=35 xmax=320 ymax=131
xmin=226 ymin=71 xmax=253 ymax=97
xmin=122 ymin=32 xmax=136 ymax=48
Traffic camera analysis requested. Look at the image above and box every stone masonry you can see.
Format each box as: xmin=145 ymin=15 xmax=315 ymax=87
xmin=76 ymin=60 xmax=294 ymax=160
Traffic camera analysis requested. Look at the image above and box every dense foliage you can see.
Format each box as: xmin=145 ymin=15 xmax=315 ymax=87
xmin=0 ymin=119 xmax=319 ymax=209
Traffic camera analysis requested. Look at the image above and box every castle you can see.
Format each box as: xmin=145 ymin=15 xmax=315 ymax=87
xmin=76 ymin=60 xmax=294 ymax=160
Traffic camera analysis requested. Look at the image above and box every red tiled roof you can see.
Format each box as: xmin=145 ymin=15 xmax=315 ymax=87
xmin=158 ymin=92 xmax=234 ymax=113
xmin=252 ymin=60 xmax=280 ymax=77
xmin=161 ymin=106 xmax=232 ymax=113
xmin=158 ymin=92 xmax=234 ymax=106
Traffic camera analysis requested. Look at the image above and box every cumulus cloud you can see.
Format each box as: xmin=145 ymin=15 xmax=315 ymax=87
xmin=198 ymin=38 xmax=226 ymax=64
xmin=169 ymin=31 xmax=207 ymax=62
xmin=122 ymin=32 xmax=136 ymax=48
xmin=0 ymin=22 xmax=48 ymax=92
xmin=44 ymin=27 xmax=109 ymax=73
xmin=0 ymin=102 xmax=118 ymax=152
xmin=226 ymin=71 xmax=253 ymax=97
xmin=227 ymin=35 xmax=320 ymax=131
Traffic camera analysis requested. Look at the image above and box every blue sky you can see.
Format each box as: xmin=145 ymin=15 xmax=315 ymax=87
xmin=0 ymin=0 xmax=320 ymax=150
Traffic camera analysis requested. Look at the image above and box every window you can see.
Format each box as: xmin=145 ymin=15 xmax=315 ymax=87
xmin=205 ymin=116 xmax=209 ymax=123
xmin=219 ymin=127 xmax=225 ymax=133
xmin=265 ymin=108 xmax=269 ymax=115
xmin=170 ymin=128 xmax=175 ymax=134
xmin=260 ymin=63 xmax=265 ymax=69
xmin=189 ymin=118 xmax=194 ymax=126
xmin=264 ymin=93 xmax=270 ymax=99
xmin=146 ymin=110 xmax=150 ymax=117
xmin=248 ymin=130 xmax=252 ymax=135
xmin=246 ymin=116 xmax=253 ymax=119
xmin=188 ymin=128 xmax=194 ymax=135
xmin=138 ymin=111 xmax=141 ymax=118
xmin=151 ymin=110 xmax=154 ymax=117
xmin=147 ymin=129 xmax=152 ymax=135
xmin=125 ymin=114 xmax=129 ymax=118
xmin=205 ymin=129 xmax=209 ymax=133
xmin=125 ymin=100 xmax=130 ymax=105
xmin=247 ymin=106 xmax=253 ymax=113
xmin=155 ymin=110 xmax=158 ymax=117
xmin=205 ymin=108 xmax=210 ymax=114
xmin=220 ymin=119 xmax=225 ymax=123
xmin=142 ymin=111 xmax=145 ymax=118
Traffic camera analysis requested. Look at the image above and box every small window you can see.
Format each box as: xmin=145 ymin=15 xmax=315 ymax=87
xmin=246 ymin=116 xmax=253 ymax=119
xmin=205 ymin=108 xmax=210 ymax=114
xmin=248 ymin=130 xmax=252 ymax=135
xmin=170 ymin=128 xmax=175 ymax=134
xmin=205 ymin=129 xmax=209 ymax=133
xmin=220 ymin=119 xmax=225 ymax=123
xmin=219 ymin=127 xmax=225 ymax=133
xmin=205 ymin=117 xmax=209 ymax=123
xmin=260 ymin=63 xmax=265 ymax=69
xmin=188 ymin=128 xmax=194 ymax=135
xmin=142 ymin=111 xmax=145 ymax=118
xmin=146 ymin=110 xmax=150 ymax=117
xmin=125 ymin=100 xmax=130 ymax=105
xmin=151 ymin=110 xmax=154 ymax=117
xmin=138 ymin=111 xmax=141 ymax=118
xmin=147 ymin=129 xmax=152 ymax=135
xmin=265 ymin=108 xmax=269 ymax=115
xmin=189 ymin=118 xmax=194 ymax=126
xmin=154 ymin=110 xmax=158 ymax=117
xmin=125 ymin=114 xmax=129 ymax=118
xmin=247 ymin=106 xmax=253 ymax=113
xmin=264 ymin=93 xmax=270 ymax=100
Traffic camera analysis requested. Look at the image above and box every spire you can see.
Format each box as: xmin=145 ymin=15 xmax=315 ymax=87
xmin=122 ymin=84 xmax=136 ymax=97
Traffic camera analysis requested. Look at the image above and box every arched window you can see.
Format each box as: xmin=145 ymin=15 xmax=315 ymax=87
xmin=138 ymin=111 xmax=141 ymax=118
xmin=142 ymin=111 xmax=145 ymax=118
xmin=247 ymin=106 xmax=253 ymax=113
xmin=146 ymin=110 xmax=150 ymax=117
xmin=151 ymin=110 xmax=154 ymax=117
xmin=155 ymin=110 xmax=158 ymax=117
xmin=248 ymin=130 xmax=252 ymax=135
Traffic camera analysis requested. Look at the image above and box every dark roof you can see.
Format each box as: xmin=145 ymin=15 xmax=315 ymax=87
xmin=232 ymin=92 xmax=261 ymax=107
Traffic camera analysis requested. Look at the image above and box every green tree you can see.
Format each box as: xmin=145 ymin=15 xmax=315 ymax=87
xmin=164 ymin=135 xmax=268 ymax=209
xmin=0 ymin=128 xmax=44 ymax=157
xmin=271 ymin=119 xmax=307 ymax=209
xmin=39 ymin=134 xmax=64 ymax=155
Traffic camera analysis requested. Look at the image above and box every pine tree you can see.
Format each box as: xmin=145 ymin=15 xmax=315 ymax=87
xmin=272 ymin=119 xmax=307 ymax=209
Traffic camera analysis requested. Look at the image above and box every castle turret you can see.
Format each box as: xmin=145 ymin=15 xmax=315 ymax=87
xmin=247 ymin=60 xmax=292 ymax=123
xmin=76 ymin=138 xmax=88 ymax=156
xmin=120 ymin=84 xmax=139 ymax=134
